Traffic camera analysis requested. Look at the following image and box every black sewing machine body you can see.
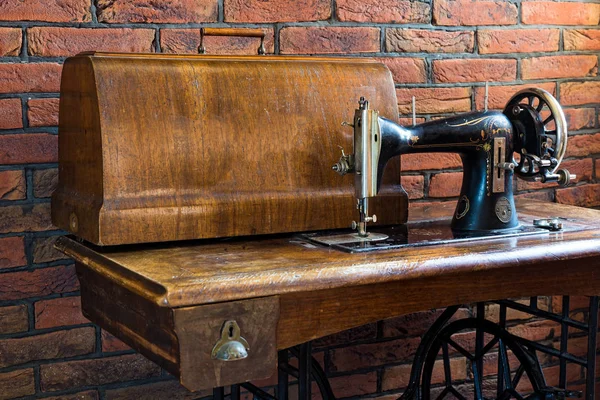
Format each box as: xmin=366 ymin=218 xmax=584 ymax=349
xmin=325 ymin=88 xmax=573 ymax=250
xmin=379 ymin=111 xmax=517 ymax=232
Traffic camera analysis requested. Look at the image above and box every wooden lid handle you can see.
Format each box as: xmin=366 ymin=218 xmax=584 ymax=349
xmin=199 ymin=28 xmax=266 ymax=55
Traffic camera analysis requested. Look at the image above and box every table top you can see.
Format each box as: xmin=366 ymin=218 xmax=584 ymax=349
xmin=56 ymin=199 xmax=600 ymax=309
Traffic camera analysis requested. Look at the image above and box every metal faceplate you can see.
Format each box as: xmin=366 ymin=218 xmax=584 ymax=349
xmin=300 ymin=222 xmax=549 ymax=253
xmin=354 ymin=107 xmax=381 ymax=200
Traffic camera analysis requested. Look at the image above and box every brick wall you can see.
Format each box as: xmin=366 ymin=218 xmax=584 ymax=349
xmin=0 ymin=0 xmax=599 ymax=399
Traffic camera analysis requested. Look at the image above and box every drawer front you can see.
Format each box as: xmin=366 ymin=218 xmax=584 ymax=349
xmin=173 ymin=296 xmax=279 ymax=391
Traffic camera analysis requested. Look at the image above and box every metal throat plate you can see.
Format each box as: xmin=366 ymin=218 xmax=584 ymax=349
xmin=300 ymin=221 xmax=549 ymax=253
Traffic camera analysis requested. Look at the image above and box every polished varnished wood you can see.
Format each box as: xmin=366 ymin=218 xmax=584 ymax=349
xmin=57 ymin=200 xmax=600 ymax=391
xmin=78 ymin=268 xmax=278 ymax=391
xmin=202 ymin=28 xmax=265 ymax=37
xmin=51 ymin=53 xmax=406 ymax=245
xmin=174 ymin=297 xmax=278 ymax=390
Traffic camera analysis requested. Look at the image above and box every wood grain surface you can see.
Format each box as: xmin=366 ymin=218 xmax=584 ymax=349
xmin=174 ymin=297 xmax=278 ymax=390
xmin=51 ymin=53 xmax=407 ymax=245
xmin=58 ymin=200 xmax=600 ymax=308
xmin=59 ymin=200 xmax=600 ymax=390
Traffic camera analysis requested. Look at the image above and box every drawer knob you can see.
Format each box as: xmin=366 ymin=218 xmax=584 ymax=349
xmin=211 ymin=320 xmax=250 ymax=361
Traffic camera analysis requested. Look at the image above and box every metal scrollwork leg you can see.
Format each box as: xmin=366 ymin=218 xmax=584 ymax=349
xmin=214 ymin=342 xmax=335 ymax=400
xmin=288 ymin=345 xmax=336 ymax=400
xmin=585 ymin=296 xmax=598 ymax=400
xmin=402 ymin=298 xmax=597 ymax=400
xmin=400 ymin=306 xmax=462 ymax=400
xmin=212 ymin=297 xmax=598 ymax=400
xmin=420 ymin=318 xmax=550 ymax=400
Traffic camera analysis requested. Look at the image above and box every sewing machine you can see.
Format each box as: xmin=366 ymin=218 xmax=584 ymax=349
xmin=52 ymin=51 xmax=600 ymax=399
xmin=306 ymin=90 xmax=574 ymax=252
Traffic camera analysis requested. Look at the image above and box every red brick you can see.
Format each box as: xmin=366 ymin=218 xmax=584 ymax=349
xmin=541 ymin=364 xmax=581 ymax=389
xmin=41 ymin=354 xmax=162 ymax=392
xmin=0 ymin=0 xmax=91 ymax=22
xmin=27 ymin=98 xmax=59 ymax=127
xmin=398 ymin=117 xmax=426 ymax=125
xmin=0 ymin=203 xmax=54 ymax=234
xmin=33 ymin=236 xmax=69 ymax=264
xmin=556 ymin=184 xmax=600 ymax=207
xmin=314 ymin=323 xmax=377 ymax=347
xmin=515 ymin=190 xmax=553 ymax=202
xmin=35 ymin=297 xmax=88 ymax=329
xmin=0 ymin=28 xmax=21 ymax=57
xmin=522 ymin=55 xmax=597 ymax=80
xmin=28 ymin=28 xmax=154 ymax=57
xmin=507 ymin=320 xmax=560 ymax=342
xmin=560 ymin=81 xmax=600 ymax=106
xmin=566 ymin=335 xmax=592 ymax=358
xmin=429 ymin=172 xmax=463 ymax=198
xmin=0 ymin=170 xmax=26 ymax=200
xmin=443 ymin=330 xmax=496 ymax=356
xmin=386 ymin=29 xmax=473 ymax=53
xmin=43 ymin=391 xmax=99 ymax=400
xmin=408 ymin=200 xmax=454 ymax=212
xmin=478 ymin=29 xmax=559 ymax=54
xmin=336 ymin=0 xmax=429 ymax=23
xmin=0 ymin=264 xmax=78 ymax=301
xmin=225 ymin=0 xmax=329 ymax=22
xmin=563 ymin=108 xmax=596 ymax=131
xmin=288 ymin=351 xmax=325 ymax=371
xmin=522 ymin=2 xmax=600 ymax=26
xmin=0 ymin=98 xmax=23 ymax=129
xmin=0 ymin=305 xmax=28 ymax=334
xmin=402 ymin=153 xmax=462 ymax=172
xmin=106 ymin=380 xmax=206 ymax=400
xmin=0 ymin=369 xmax=35 ymax=400
xmin=0 ymin=133 xmax=58 ymax=164
xmin=382 ymin=308 xmax=470 ymax=338
xmin=280 ymin=27 xmax=380 ymax=55
xmin=402 ymin=175 xmax=424 ymax=199
xmin=433 ymin=59 xmax=516 ymax=83
xmin=102 ymin=330 xmax=131 ymax=352
xmin=0 ymin=63 xmax=61 ymax=93
xmin=160 ymin=28 xmax=275 ymax=55
xmin=97 ymin=0 xmax=217 ymax=23
xmin=396 ymin=87 xmax=471 ymax=114
xmin=564 ymin=29 xmax=600 ymax=51
xmin=517 ymin=364 xmax=581 ymax=393
xmin=0 ymin=327 xmax=95 ymax=368
xmin=376 ymin=58 xmax=426 ymax=84
xmin=566 ymin=133 xmax=600 ymax=157
xmin=329 ymin=337 xmax=421 ymax=372
xmin=328 ymin=372 xmax=377 ymax=397
xmin=482 ymin=349 xmax=521 ymax=377
xmin=382 ymin=357 xmax=466 ymax=390
xmin=557 ymin=158 xmax=593 ymax=183
xmin=33 ymin=168 xmax=58 ymax=198
xmin=551 ymin=295 xmax=591 ymax=314
xmin=485 ymin=298 xmax=551 ymax=323
xmin=434 ymin=0 xmax=517 ymax=26
xmin=474 ymin=82 xmax=555 ymax=110
xmin=560 ymin=158 xmax=594 ymax=182
xmin=0 ymin=236 xmax=26 ymax=268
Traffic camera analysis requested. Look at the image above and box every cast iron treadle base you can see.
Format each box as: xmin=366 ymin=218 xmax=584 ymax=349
xmin=299 ymin=221 xmax=548 ymax=253
xmin=210 ymin=297 xmax=598 ymax=400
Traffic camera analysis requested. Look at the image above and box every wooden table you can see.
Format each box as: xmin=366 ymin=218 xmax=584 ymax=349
xmin=56 ymin=200 xmax=600 ymax=393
